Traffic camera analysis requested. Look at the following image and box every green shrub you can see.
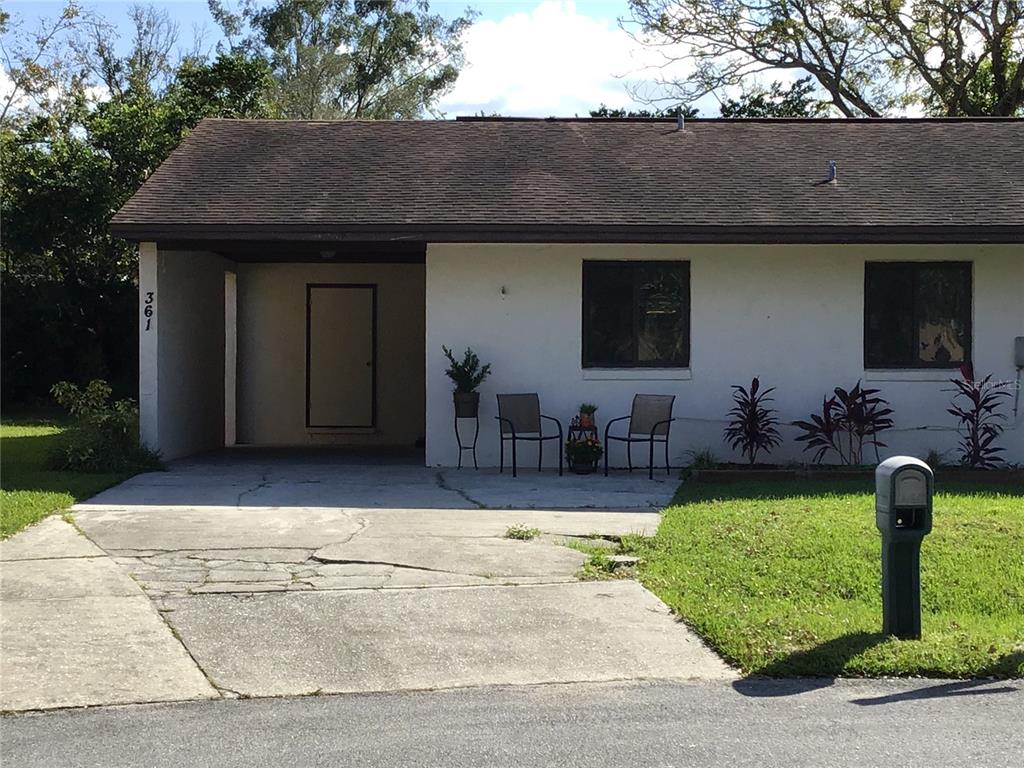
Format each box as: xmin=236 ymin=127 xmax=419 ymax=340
xmin=49 ymin=380 xmax=162 ymax=473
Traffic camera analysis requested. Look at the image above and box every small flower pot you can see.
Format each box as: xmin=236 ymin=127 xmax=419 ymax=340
xmin=570 ymin=458 xmax=598 ymax=475
xmin=453 ymin=391 xmax=480 ymax=419
xmin=578 ymin=414 xmax=594 ymax=429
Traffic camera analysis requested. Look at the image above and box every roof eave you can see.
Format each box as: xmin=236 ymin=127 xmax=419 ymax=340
xmin=109 ymin=222 xmax=1024 ymax=245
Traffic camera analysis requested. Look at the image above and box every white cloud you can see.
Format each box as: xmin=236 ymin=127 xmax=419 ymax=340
xmin=437 ymin=1 xmax=692 ymax=117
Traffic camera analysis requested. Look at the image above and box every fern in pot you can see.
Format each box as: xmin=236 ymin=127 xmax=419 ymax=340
xmin=443 ymin=346 xmax=492 ymax=418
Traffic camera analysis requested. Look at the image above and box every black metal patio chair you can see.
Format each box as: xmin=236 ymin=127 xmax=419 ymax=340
xmin=495 ymin=394 xmax=563 ymax=478
xmin=603 ymin=394 xmax=677 ymax=479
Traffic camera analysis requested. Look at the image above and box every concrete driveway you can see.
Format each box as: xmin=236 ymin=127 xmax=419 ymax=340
xmin=2 ymin=450 xmax=730 ymax=711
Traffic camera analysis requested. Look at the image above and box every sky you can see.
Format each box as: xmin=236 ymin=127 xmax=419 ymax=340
xmin=4 ymin=0 xmax=705 ymax=116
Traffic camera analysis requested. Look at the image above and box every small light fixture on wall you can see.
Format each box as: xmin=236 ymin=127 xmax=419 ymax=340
xmin=499 ymin=285 xmax=508 ymax=298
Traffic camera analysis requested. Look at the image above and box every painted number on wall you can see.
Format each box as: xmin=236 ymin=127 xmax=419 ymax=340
xmin=143 ymin=291 xmax=155 ymax=331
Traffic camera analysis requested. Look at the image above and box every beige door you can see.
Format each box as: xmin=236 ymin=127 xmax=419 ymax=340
xmin=306 ymin=284 xmax=376 ymax=428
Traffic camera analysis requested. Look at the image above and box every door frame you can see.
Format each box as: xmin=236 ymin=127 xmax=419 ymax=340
xmin=304 ymin=283 xmax=378 ymax=430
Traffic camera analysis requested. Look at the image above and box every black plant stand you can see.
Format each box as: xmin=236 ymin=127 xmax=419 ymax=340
xmin=567 ymin=417 xmax=599 ymax=474
xmin=455 ymin=414 xmax=479 ymax=469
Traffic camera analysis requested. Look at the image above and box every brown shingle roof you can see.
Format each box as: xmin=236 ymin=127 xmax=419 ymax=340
xmin=111 ymin=117 xmax=1024 ymax=243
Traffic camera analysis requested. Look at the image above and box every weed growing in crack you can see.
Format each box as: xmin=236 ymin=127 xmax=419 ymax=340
xmin=504 ymin=524 xmax=541 ymax=540
xmin=565 ymin=535 xmax=648 ymax=581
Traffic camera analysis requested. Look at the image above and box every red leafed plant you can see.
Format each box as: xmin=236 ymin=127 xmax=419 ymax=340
xmin=947 ymin=365 xmax=1010 ymax=469
xmin=723 ymin=377 xmax=782 ymax=464
xmin=792 ymin=381 xmax=894 ymax=465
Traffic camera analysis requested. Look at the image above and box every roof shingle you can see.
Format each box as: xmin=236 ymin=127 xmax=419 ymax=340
xmin=110 ymin=117 xmax=1024 ymax=242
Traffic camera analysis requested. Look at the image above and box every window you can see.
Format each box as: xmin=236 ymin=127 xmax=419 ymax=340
xmin=582 ymin=261 xmax=690 ymax=368
xmin=864 ymin=262 xmax=971 ymax=369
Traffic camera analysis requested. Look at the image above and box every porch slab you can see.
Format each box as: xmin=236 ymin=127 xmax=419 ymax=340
xmin=160 ymin=581 xmax=734 ymax=698
xmin=76 ymin=450 xmax=675 ymax=516
xmin=82 ymin=454 xmax=473 ymax=511
xmin=442 ymin=469 xmax=676 ymax=510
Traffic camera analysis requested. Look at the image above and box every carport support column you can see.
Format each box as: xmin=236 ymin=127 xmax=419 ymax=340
xmin=139 ymin=242 xmax=159 ymax=452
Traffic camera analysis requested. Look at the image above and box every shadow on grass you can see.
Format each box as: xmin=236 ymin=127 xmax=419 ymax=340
xmin=732 ymin=632 xmax=885 ymax=697
xmin=732 ymin=639 xmax=1023 ymax=700
xmin=1 ymin=433 xmax=130 ymax=496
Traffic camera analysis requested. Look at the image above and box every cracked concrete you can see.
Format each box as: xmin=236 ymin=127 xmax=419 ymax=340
xmin=97 ymin=533 xmax=588 ymax=598
xmin=2 ymin=451 xmax=729 ymax=711
xmin=160 ymin=581 xmax=733 ymax=698
xmin=312 ymin=536 xmax=587 ymax=579
xmin=0 ymin=518 xmax=217 ymax=711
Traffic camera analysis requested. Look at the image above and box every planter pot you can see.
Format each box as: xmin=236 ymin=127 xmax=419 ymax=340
xmin=453 ymin=391 xmax=480 ymax=419
xmin=578 ymin=414 xmax=594 ymax=429
xmin=569 ymin=458 xmax=598 ymax=475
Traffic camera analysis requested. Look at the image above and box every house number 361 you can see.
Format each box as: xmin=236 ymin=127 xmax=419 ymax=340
xmin=143 ymin=291 xmax=155 ymax=331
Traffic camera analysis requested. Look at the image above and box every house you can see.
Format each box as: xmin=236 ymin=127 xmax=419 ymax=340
xmin=110 ymin=117 xmax=1024 ymax=467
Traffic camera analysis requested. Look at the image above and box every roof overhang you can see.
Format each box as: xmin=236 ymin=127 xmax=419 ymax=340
xmin=111 ymin=222 xmax=1024 ymax=245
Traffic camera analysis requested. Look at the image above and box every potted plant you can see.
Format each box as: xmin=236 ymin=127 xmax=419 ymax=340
xmin=578 ymin=402 xmax=598 ymax=429
xmin=565 ymin=435 xmax=603 ymax=474
xmin=442 ymin=346 xmax=492 ymax=419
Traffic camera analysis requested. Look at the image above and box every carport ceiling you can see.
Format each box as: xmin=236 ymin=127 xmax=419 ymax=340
xmin=157 ymin=239 xmax=426 ymax=263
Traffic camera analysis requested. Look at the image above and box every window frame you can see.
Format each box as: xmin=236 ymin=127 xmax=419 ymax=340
xmin=581 ymin=260 xmax=691 ymax=369
xmin=863 ymin=260 xmax=973 ymax=370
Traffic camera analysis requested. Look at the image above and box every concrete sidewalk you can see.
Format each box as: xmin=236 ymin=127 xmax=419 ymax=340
xmin=0 ymin=518 xmax=216 ymax=711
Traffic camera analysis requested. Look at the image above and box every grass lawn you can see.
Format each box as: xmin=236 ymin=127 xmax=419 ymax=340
xmin=0 ymin=422 xmax=133 ymax=538
xmin=620 ymin=479 xmax=1024 ymax=678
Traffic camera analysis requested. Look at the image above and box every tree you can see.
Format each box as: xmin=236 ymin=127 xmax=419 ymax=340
xmin=0 ymin=2 xmax=92 ymax=126
xmin=590 ymin=78 xmax=826 ymax=118
xmin=719 ymin=77 xmax=829 ymax=117
xmin=1 ymin=6 xmax=276 ymax=405
xmin=210 ymin=0 xmax=475 ymax=119
xmin=589 ymin=104 xmax=698 ymax=118
xmin=71 ymin=4 xmax=180 ymax=100
xmin=627 ymin=0 xmax=1024 ymax=116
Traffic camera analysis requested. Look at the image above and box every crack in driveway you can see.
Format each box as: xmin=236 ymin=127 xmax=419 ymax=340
xmin=235 ymin=472 xmax=272 ymax=506
xmin=435 ymin=471 xmax=485 ymax=508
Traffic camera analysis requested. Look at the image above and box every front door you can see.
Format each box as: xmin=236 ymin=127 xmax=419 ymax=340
xmin=305 ymin=284 xmax=376 ymax=429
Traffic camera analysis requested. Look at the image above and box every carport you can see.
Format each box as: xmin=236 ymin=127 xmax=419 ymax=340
xmin=135 ymin=241 xmax=426 ymax=461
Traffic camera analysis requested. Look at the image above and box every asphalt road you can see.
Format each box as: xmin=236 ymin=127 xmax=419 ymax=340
xmin=3 ymin=678 xmax=1022 ymax=767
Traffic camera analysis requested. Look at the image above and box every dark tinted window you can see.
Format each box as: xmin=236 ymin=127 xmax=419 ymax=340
xmin=864 ymin=262 xmax=971 ymax=368
xmin=583 ymin=261 xmax=690 ymax=368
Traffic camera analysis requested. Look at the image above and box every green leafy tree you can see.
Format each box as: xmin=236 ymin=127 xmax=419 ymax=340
xmin=1 ymin=6 xmax=276 ymax=405
xmin=589 ymin=104 xmax=698 ymax=118
xmin=627 ymin=0 xmax=1024 ymax=116
xmin=591 ymin=78 xmax=826 ymax=118
xmin=210 ymin=0 xmax=476 ymax=119
xmin=719 ymin=78 xmax=828 ymax=117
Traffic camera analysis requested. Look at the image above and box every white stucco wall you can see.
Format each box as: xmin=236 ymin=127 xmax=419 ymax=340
xmin=139 ymin=245 xmax=228 ymax=461
xmin=425 ymin=243 xmax=1024 ymax=468
xmin=236 ymin=262 xmax=425 ymax=447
